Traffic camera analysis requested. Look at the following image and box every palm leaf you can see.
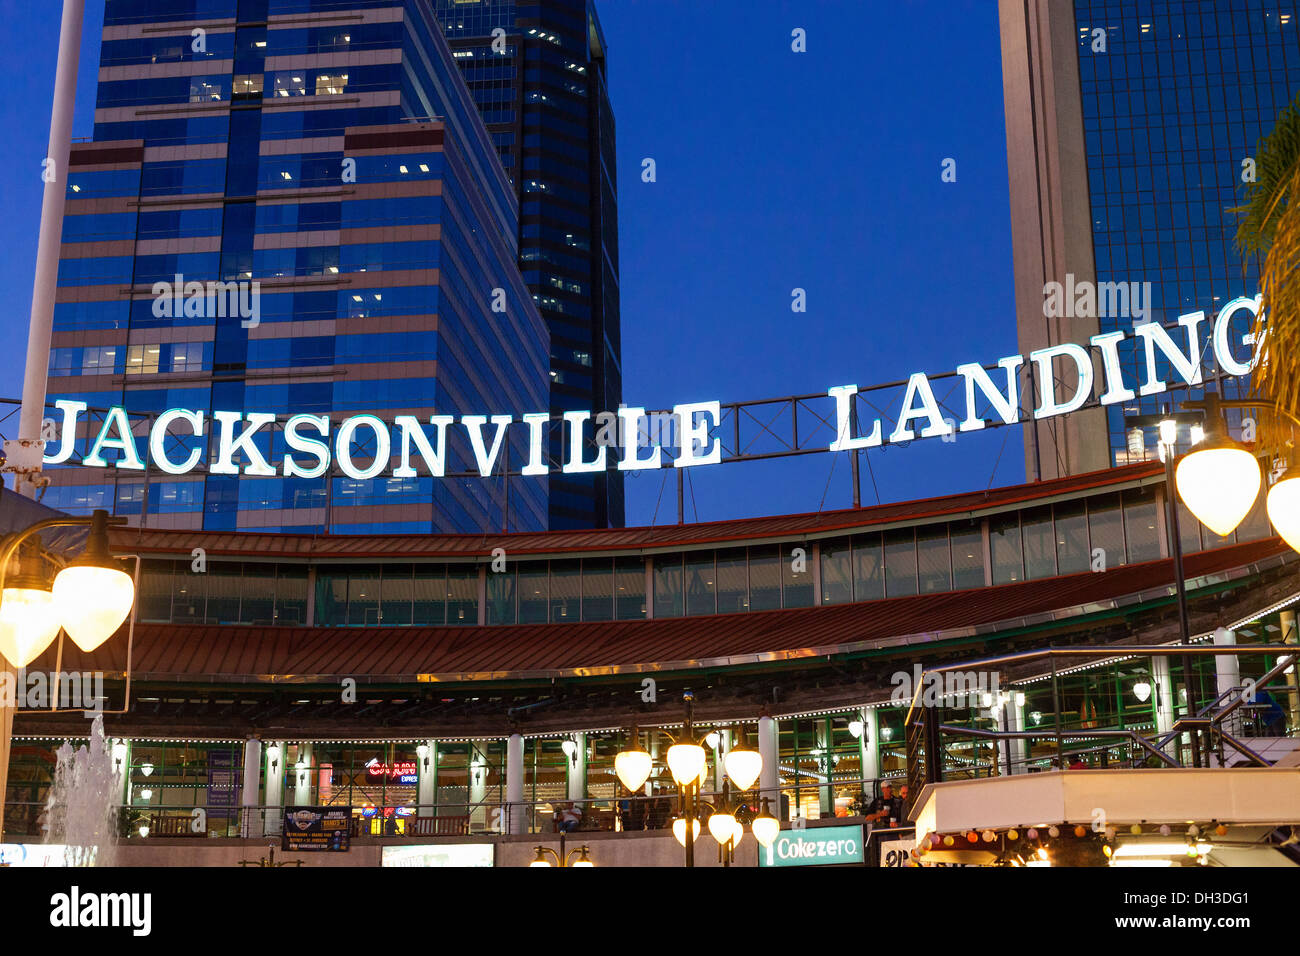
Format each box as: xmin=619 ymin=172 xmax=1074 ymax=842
xmin=1233 ymin=93 xmax=1300 ymax=458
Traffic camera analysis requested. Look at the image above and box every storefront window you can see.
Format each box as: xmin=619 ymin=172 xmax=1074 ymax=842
xmin=1054 ymin=500 xmax=1090 ymax=575
xmin=884 ymin=529 xmax=918 ymax=597
xmin=950 ymin=520 xmax=985 ymax=589
xmin=991 ymin=514 xmax=1023 ymax=584
xmin=820 ymin=538 xmax=852 ymax=604
xmin=1088 ymin=494 xmax=1126 ymax=570
xmin=1124 ymin=487 xmax=1162 ymax=562
xmin=614 ymin=556 xmax=646 ymax=619
xmin=684 ymin=551 xmax=716 ymax=616
xmin=716 ymin=548 xmax=748 ymax=612
xmin=653 ymin=554 xmax=683 ymax=617
xmin=412 ymin=566 xmax=446 ymax=624
xmin=852 ymin=533 xmax=884 ymax=600
xmin=581 ymin=558 xmax=613 ymax=621
xmin=748 ymin=546 xmax=781 ymax=610
xmin=518 ymin=561 xmax=548 ymax=623
xmin=549 ymin=559 xmax=581 ymax=622
xmin=917 ymin=525 xmax=951 ymax=593
xmin=782 ymin=544 xmax=814 ymax=607
xmin=1022 ymin=506 xmax=1056 ymax=580
xmin=446 ymin=567 xmax=477 ymax=624
xmin=487 ymin=566 xmax=516 ymax=624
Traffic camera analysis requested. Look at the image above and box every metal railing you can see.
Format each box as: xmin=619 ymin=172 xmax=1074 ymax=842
xmin=903 ymin=644 xmax=1300 ymax=806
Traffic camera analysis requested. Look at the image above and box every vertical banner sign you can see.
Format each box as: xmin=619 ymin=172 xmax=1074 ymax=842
xmin=282 ymin=806 xmax=352 ymax=852
xmin=206 ymin=749 xmax=238 ymax=821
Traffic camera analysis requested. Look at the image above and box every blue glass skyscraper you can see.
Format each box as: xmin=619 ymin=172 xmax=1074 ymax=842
xmin=1000 ymin=0 xmax=1300 ymax=478
xmin=430 ymin=0 xmax=624 ymax=530
xmin=45 ymin=0 xmax=551 ymax=534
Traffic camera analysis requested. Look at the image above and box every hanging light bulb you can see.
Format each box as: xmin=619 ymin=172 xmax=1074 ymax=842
xmin=847 ymin=718 xmax=864 ymax=739
xmin=571 ymin=846 xmax=595 ymax=867
xmin=666 ymin=742 xmax=707 ymax=788
xmin=724 ymin=738 xmax=763 ymax=792
xmin=1133 ymin=680 xmax=1152 ymax=703
xmin=0 ymin=543 xmax=61 ymax=668
xmin=672 ymin=816 xmax=701 ymax=847
xmin=751 ymin=797 xmax=780 ymax=848
xmin=614 ymin=731 xmax=652 ymax=793
xmin=707 ymin=810 xmax=737 ymax=845
xmin=529 ymin=847 xmax=552 ymax=867
xmin=1267 ymin=465 xmax=1300 ymax=552
xmin=1176 ymin=398 xmax=1261 ymax=536
xmin=52 ymin=509 xmax=135 ymax=652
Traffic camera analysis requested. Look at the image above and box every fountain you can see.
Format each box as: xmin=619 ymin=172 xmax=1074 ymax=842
xmin=44 ymin=714 xmax=120 ymax=867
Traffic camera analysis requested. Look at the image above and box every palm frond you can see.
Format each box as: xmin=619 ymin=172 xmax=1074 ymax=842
xmin=1234 ymin=93 xmax=1300 ymax=458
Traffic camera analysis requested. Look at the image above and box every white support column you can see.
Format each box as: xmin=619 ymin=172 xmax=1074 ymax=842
xmin=240 ymin=738 xmax=261 ymax=839
xmin=506 ymin=733 xmax=525 ymax=835
xmin=469 ymin=745 xmax=488 ymax=829
xmin=1007 ymin=696 xmax=1028 ymax=773
xmin=567 ymin=732 xmax=587 ymax=802
xmin=1283 ymin=609 xmax=1299 ymax=732
xmin=758 ymin=716 xmax=779 ymax=815
xmin=1214 ymin=627 xmax=1242 ymax=738
xmin=263 ymin=740 xmax=285 ymax=837
xmin=293 ymin=743 xmax=313 ymax=806
xmin=816 ymin=722 xmax=832 ymax=816
xmin=861 ymin=708 xmax=880 ymax=783
xmin=417 ymin=739 xmax=436 ymax=815
xmin=1153 ymin=656 xmax=1176 ymax=753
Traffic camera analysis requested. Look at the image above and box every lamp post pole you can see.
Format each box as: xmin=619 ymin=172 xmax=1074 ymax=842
xmin=682 ymin=691 xmax=696 ymax=868
xmin=1160 ymin=433 xmax=1202 ymax=769
xmin=4 ymin=0 xmax=85 ymax=495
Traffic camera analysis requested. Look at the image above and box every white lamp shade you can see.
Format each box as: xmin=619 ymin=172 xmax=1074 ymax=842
xmin=666 ymin=743 xmax=707 ymax=787
xmin=0 ymin=586 xmax=62 ymax=667
xmin=614 ymin=749 xmax=652 ymax=792
xmin=1267 ymin=475 xmax=1300 ymax=552
xmin=1176 ymin=444 xmax=1261 ymax=537
xmin=1133 ymin=680 xmax=1152 ymax=703
xmin=722 ymin=749 xmax=759 ymax=790
xmin=571 ymin=857 xmax=594 ymax=868
xmin=752 ymin=812 xmax=780 ymax=848
xmin=561 ymin=739 xmax=576 ymax=757
xmin=672 ymin=816 xmax=701 ymax=847
xmin=52 ymin=564 xmax=134 ymax=653
xmin=707 ymin=811 xmax=736 ymax=845
xmin=724 ymin=746 xmax=762 ymax=792
xmin=847 ymin=719 xmax=864 ymax=739
xmin=529 ymin=858 xmax=551 ymax=867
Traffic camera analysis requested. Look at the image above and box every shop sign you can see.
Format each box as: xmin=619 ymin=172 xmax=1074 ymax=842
xmin=282 ymin=806 xmax=352 ymax=852
xmin=381 ymin=844 xmax=494 ymax=868
xmin=760 ymin=824 xmax=864 ymax=867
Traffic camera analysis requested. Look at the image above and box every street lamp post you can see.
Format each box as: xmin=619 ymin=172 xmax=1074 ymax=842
xmin=0 ymin=509 xmax=135 ymax=838
xmin=616 ymin=692 xmax=771 ymax=867
xmin=529 ymin=832 xmax=594 ymax=867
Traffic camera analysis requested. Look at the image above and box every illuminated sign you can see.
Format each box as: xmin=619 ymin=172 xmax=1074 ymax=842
xmin=46 ymin=296 xmax=1260 ymax=478
xmin=760 ymin=824 xmax=865 ymax=867
xmin=381 ymin=844 xmax=494 ymax=868
xmin=364 ymin=759 xmax=418 ymax=784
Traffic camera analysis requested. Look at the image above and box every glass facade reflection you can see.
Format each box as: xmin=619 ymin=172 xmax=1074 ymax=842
xmin=1073 ymin=0 xmax=1300 ymax=461
xmin=46 ymin=0 xmax=550 ymax=534
xmin=431 ymin=0 xmax=625 ymax=531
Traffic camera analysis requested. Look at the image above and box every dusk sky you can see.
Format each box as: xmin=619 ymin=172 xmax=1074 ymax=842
xmin=0 ymin=0 xmax=1024 ymax=526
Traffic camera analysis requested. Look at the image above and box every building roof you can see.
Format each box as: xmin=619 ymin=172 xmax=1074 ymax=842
xmin=43 ymin=537 xmax=1290 ymax=684
xmin=108 ymin=461 xmax=1164 ymax=560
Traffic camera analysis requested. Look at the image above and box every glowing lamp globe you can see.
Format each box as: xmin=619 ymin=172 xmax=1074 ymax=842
xmin=1133 ymin=680 xmax=1152 ymax=703
xmin=723 ymin=744 xmax=762 ymax=792
xmin=529 ymin=847 xmax=552 ymax=867
xmin=1175 ymin=439 xmax=1260 ymax=537
xmin=729 ymin=817 xmax=745 ymax=848
xmin=614 ymin=746 xmax=652 ymax=793
xmin=0 ymin=584 xmax=62 ymax=668
xmin=52 ymin=564 xmax=134 ymax=653
xmin=666 ymin=743 xmax=707 ymax=788
xmin=572 ymin=847 xmax=595 ymax=867
xmin=707 ymin=811 xmax=737 ymax=845
xmin=1267 ymin=475 xmax=1300 ymax=553
xmin=751 ymin=801 xmax=780 ymax=848
xmin=672 ymin=816 xmax=701 ymax=847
